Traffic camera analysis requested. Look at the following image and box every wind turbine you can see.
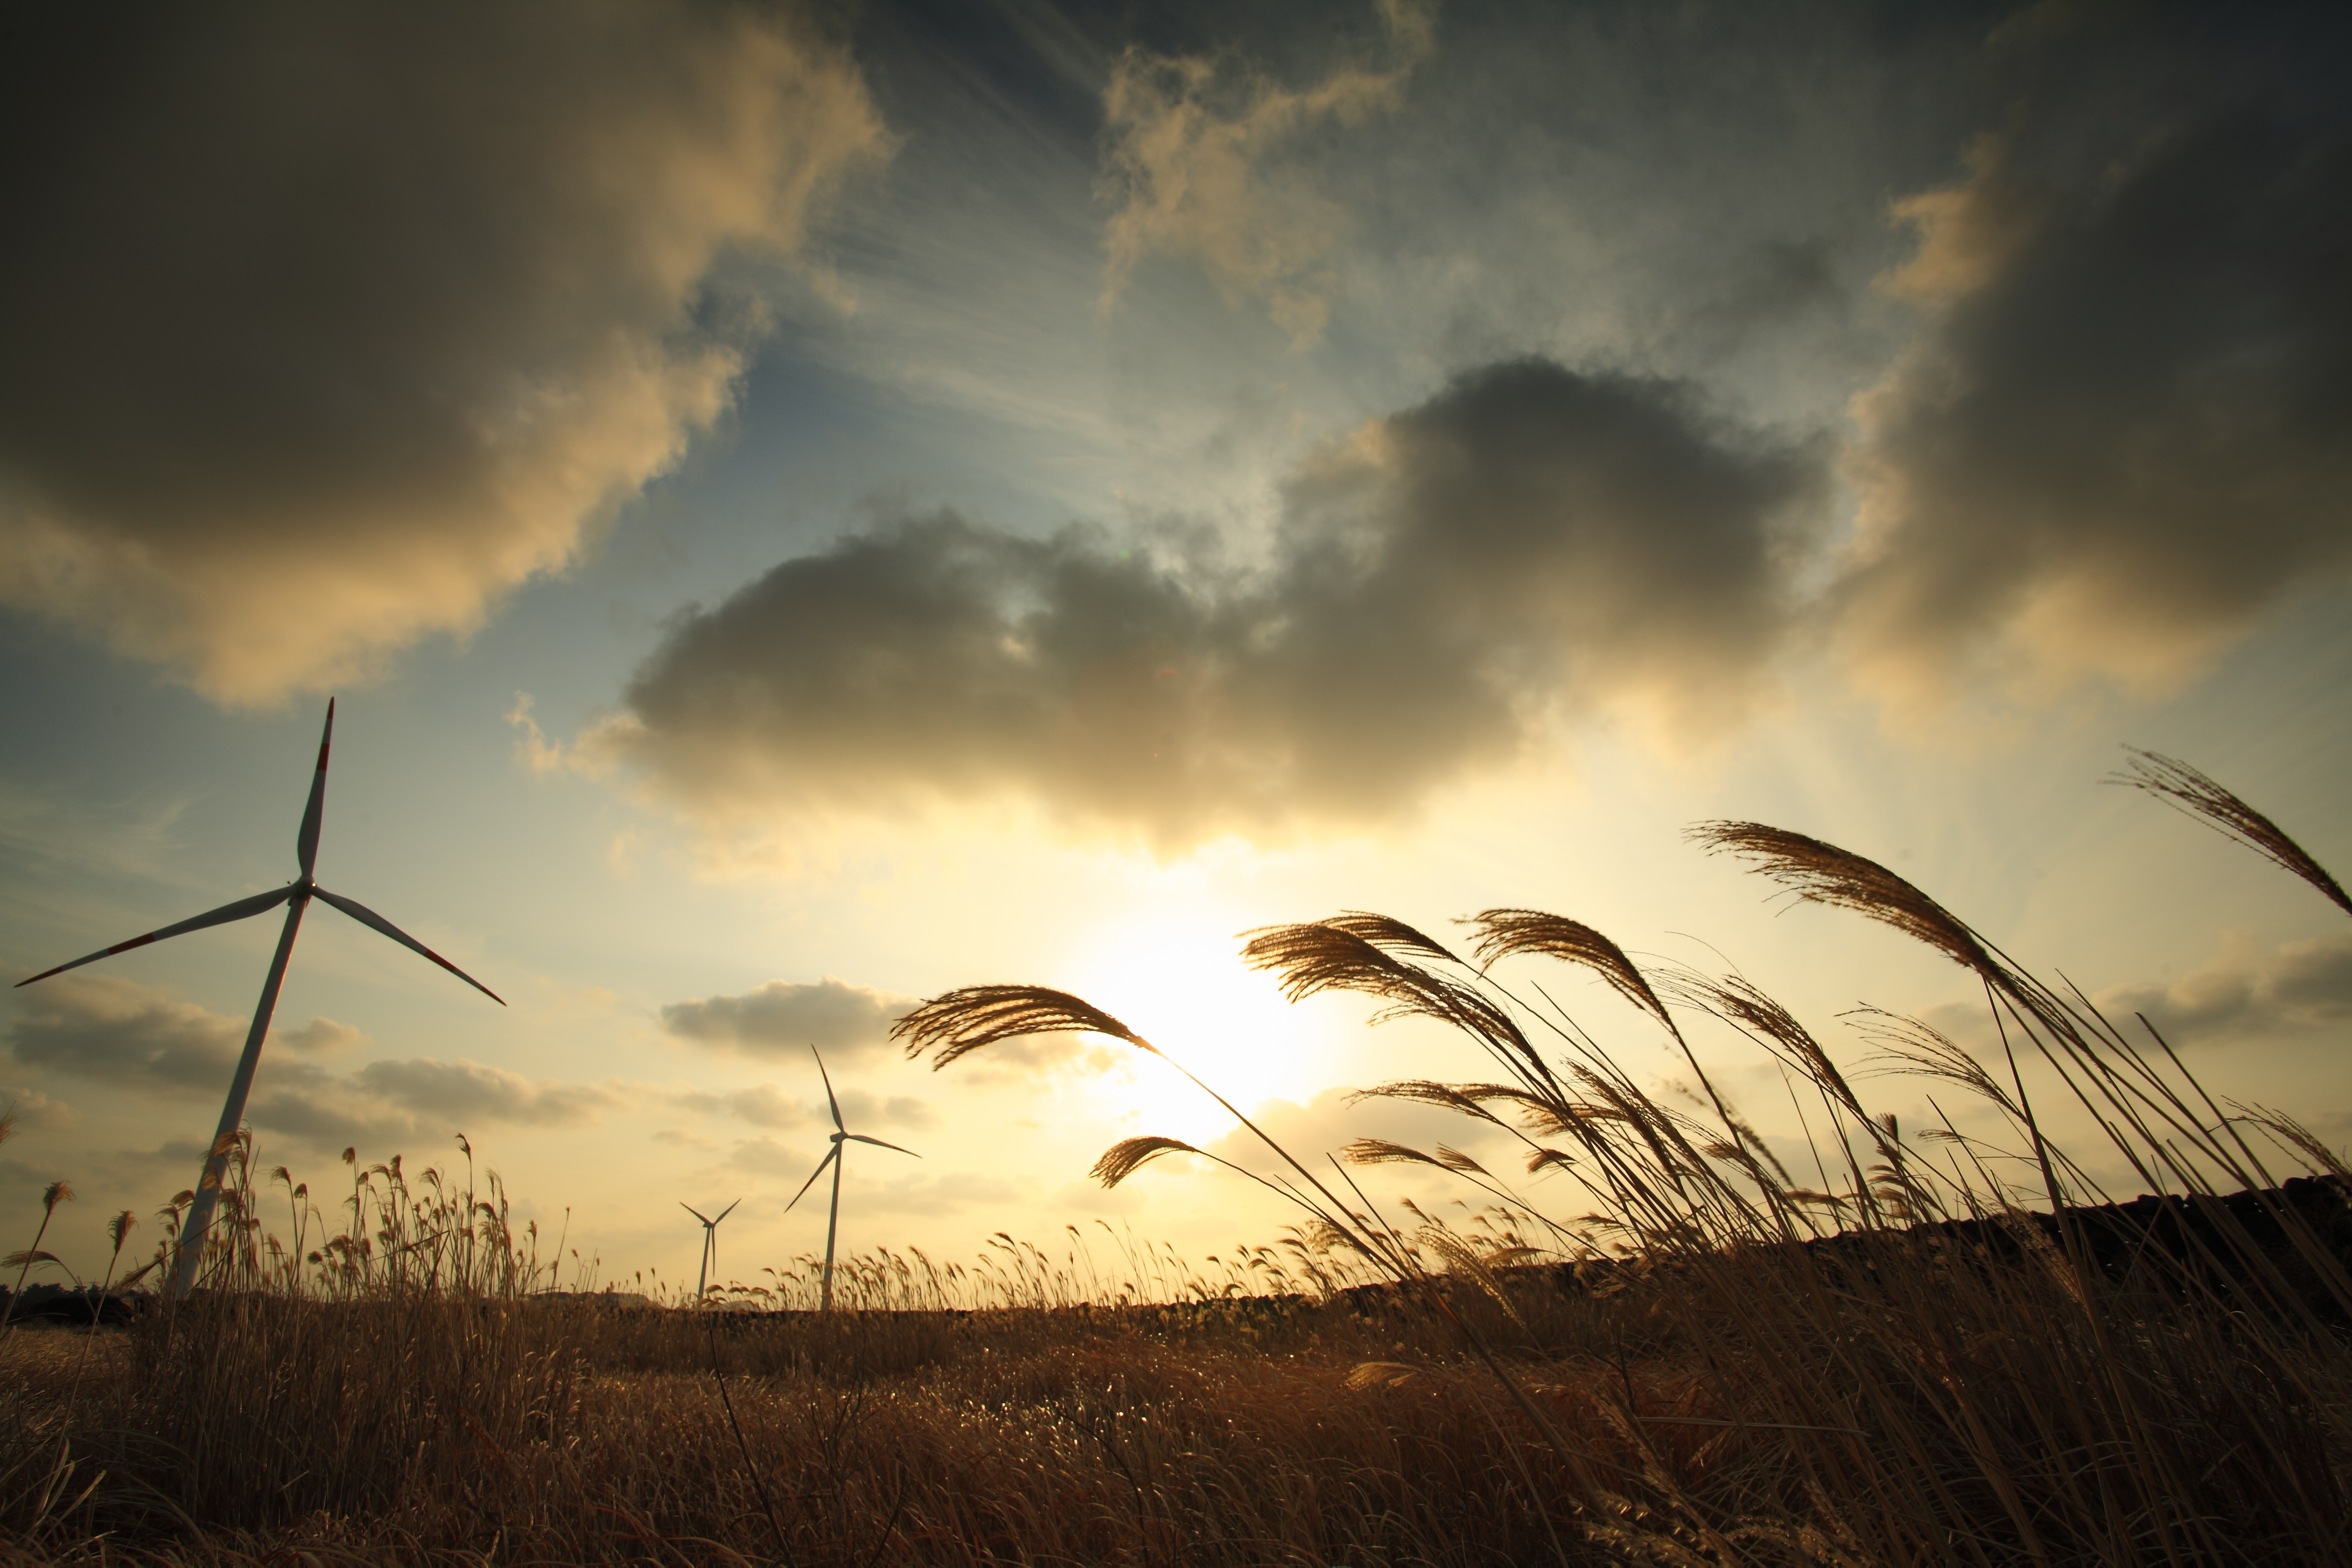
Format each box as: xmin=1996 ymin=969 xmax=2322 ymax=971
xmin=681 ymin=1198 xmax=740 ymax=1304
xmin=14 ymin=700 xmax=502 ymax=1297
xmin=783 ymin=1047 xmax=919 ymax=1311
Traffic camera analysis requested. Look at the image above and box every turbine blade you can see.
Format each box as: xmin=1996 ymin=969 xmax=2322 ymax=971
xmin=813 ymin=1045 xmax=843 ymax=1131
xmin=783 ymin=1146 xmax=839 ymax=1214
xmin=15 ymin=885 xmax=296 ymax=988
xmin=296 ymin=698 xmax=335 ymax=879
xmin=682 ymin=1203 xmax=712 ymax=1224
xmin=715 ymin=1199 xmax=741 ymax=1223
xmin=311 ymin=887 xmax=504 ymax=1005
xmin=847 ymin=1133 xmax=921 ymax=1158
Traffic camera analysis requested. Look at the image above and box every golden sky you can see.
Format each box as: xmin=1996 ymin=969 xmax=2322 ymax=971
xmin=2 ymin=0 xmax=2347 ymax=1294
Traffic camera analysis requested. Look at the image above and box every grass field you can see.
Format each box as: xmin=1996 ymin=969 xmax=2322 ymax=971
xmin=3 ymin=751 xmax=2348 ymax=1566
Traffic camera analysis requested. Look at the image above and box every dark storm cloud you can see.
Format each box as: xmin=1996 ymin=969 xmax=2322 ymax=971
xmin=0 ymin=1 xmax=885 ymax=705
xmin=661 ymin=978 xmax=917 ymax=1060
xmin=1837 ymin=104 xmax=2352 ymax=712
xmin=587 ymin=359 xmax=1824 ymax=846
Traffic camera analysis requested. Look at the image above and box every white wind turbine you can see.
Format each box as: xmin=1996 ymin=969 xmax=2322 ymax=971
xmin=783 ymin=1047 xmax=919 ymax=1311
xmin=14 ymin=700 xmax=502 ymax=1297
xmin=681 ymin=1198 xmax=740 ymax=1304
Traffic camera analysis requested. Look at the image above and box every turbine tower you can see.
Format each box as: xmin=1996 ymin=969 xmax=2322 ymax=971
xmin=15 ymin=700 xmax=502 ymax=1296
xmin=681 ymin=1198 xmax=740 ymax=1304
xmin=783 ymin=1047 xmax=919 ymax=1311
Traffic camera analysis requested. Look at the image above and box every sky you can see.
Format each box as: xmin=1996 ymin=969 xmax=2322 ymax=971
xmin=2 ymin=0 xmax=2348 ymax=1297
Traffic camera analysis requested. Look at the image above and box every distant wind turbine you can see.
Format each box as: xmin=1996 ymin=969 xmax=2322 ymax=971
xmin=14 ymin=700 xmax=502 ymax=1297
xmin=681 ymin=1198 xmax=740 ymax=1304
xmin=784 ymin=1047 xmax=919 ymax=1311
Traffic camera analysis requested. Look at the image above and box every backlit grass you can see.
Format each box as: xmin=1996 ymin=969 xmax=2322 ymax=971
xmin=2 ymin=750 xmax=2347 ymax=1565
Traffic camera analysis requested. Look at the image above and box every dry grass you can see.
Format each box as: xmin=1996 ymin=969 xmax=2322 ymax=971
xmin=3 ymin=750 xmax=2349 ymax=1564
xmin=0 ymin=1242 xmax=1693 ymax=1565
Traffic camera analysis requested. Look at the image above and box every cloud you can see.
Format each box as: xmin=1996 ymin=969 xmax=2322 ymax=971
xmin=0 ymin=779 xmax=194 ymax=885
xmin=0 ymin=2 xmax=886 ymax=705
xmin=0 ymin=1160 xmax=76 ymax=1206
xmin=661 ymin=978 xmax=916 ymax=1060
xmin=582 ymin=358 xmax=1823 ymax=850
xmin=351 ymin=1059 xmax=626 ymax=1129
xmin=1914 ymin=929 xmax=2352 ymax=1054
xmin=2282 ymin=1108 xmax=2352 ymax=1163
xmin=244 ymin=1086 xmax=417 ymax=1151
xmin=1098 ymin=0 xmax=1433 ymax=346
xmin=2093 ymin=931 xmax=2352 ymax=1044
xmin=0 ymin=1086 xmax=75 ymax=1132
xmin=247 ymin=1057 xmax=625 ymax=1150
xmin=0 ymin=1137 xmax=211 ymax=1206
xmin=281 ymin=1018 xmax=369 ymax=1059
xmin=5 ymin=974 xmax=618 ymax=1147
xmin=1836 ymin=108 xmax=2352 ymax=718
xmin=5 ymin=975 xmax=334 ymax=1093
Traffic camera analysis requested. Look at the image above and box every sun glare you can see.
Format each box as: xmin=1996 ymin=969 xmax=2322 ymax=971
xmin=1057 ymin=903 xmax=1326 ymax=1143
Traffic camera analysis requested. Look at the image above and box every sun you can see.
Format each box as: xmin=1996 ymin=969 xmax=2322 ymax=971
xmin=1054 ymin=901 xmax=1332 ymax=1145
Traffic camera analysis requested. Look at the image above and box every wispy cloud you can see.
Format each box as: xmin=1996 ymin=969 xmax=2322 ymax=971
xmin=1098 ymin=0 xmax=1434 ymax=346
xmin=0 ymin=779 xmax=196 ymax=888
